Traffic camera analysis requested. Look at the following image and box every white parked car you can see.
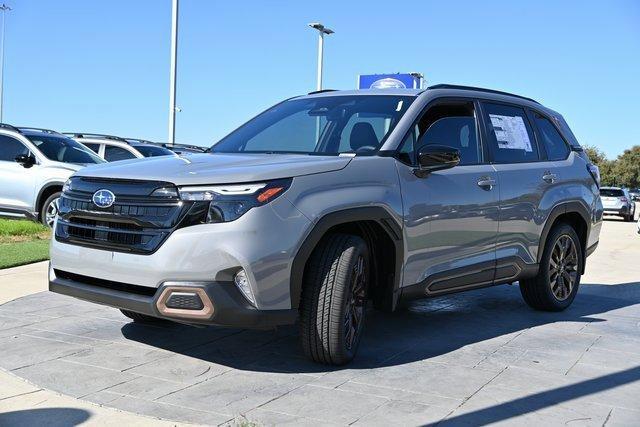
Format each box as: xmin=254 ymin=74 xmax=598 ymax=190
xmin=65 ymin=133 xmax=176 ymax=161
xmin=0 ymin=125 xmax=105 ymax=227
xmin=600 ymin=187 xmax=635 ymax=221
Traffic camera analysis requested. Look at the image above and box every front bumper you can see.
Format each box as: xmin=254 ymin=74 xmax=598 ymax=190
xmin=49 ymin=267 xmax=297 ymax=329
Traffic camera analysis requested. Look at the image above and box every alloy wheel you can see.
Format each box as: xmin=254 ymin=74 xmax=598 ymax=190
xmin=45 ymin=198 xmax=59 ymax=228
xmin=549 ymin=234 xmax=578 ymax=301
xmin=344 ymin=255 xmax=366 ymax=350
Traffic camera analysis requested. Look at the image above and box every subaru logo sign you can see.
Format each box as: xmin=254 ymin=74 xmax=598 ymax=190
xmin=358 ymin=73 xmax=423 ymax=90
xmin=371 ymin=78 xmax=406 ymax=89
xmin=92 ymin=189 xmax=115 ymax=208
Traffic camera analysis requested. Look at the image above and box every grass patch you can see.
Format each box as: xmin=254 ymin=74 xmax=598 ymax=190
xmin=0 ymin=219 xmax=51 ymax=269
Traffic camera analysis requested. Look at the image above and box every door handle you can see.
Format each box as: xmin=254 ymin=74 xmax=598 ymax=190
xmin=542 ymin=171 xmax=557 ymax=183
xmin=477 ymin=176 xmax=496 ymax=189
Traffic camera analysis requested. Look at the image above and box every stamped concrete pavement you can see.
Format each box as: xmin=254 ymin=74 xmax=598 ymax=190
xmin=0 ymin=217 xmax=638 ymax=426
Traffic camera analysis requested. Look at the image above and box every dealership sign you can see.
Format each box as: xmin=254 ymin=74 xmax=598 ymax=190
xmin=358 ymin=73 xmax=423 ymax=90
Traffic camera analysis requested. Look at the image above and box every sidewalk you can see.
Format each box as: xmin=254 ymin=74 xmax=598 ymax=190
xmin=0 ymin=262 xmax=186 ymax=426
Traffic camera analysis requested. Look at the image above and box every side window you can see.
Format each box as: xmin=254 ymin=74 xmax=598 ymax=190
xmin=83 ymin=143 xmax=101 ymax=154
xmin=0 ymin=135 xmax=29 ymax=162
xmin=415 ymin=102 xmax=481 ymax=166
xmin=532 ymin=112 xmax=570 ymax=161
xmin=104 ymin=146 xmax=136 ymax=162
xmin=482 ymin=102 xmax=539 ymax=163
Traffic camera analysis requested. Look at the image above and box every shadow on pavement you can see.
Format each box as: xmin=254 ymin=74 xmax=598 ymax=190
xmin=434 ymin=366 xmax=640 ymax=426
xmin=121 ymin=282 xmax=640 ymax=374
xmin=0 ymin=408 xmax=91 ymax=427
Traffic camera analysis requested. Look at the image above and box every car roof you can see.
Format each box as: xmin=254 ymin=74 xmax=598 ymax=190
xmin=600 ymin=187 xmax=622 ymax=190
xmin=297 ymin=84 xmax=540 ymax=105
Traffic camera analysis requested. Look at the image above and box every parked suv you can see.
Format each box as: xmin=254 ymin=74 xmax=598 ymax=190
xmin=600 ymin=187 xmax=635 ymax=221
xmin=0 ymin=125 xmax=104 ymax=227
xmin=49 ymin=85 xmax=603 ymax=365
xmin=66 ymin=133 xmax=176 ymax=161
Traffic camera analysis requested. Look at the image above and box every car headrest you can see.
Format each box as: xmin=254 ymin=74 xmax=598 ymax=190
xmin=350 ymin=122 xmax=379 ymax=152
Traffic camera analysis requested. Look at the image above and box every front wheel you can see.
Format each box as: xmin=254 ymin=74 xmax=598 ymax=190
xmin=41 ymin=192 xmax=61 ymax=228
xmin=300 ymin=233 xmax=369 ymax=365
xmin=520 ymin=223 xmax=582 ymax=311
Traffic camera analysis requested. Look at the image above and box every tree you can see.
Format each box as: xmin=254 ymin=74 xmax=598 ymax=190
xmin=613 ymin=145 xmax=640 ymax=188
xmin=583 ymin=145 xmax=617 ymax=186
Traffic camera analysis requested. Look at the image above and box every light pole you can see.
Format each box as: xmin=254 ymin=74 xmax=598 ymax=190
xmin=168 ymin=0 xmax=179 ymax=146
xmin=0 ymin=3 xmax=11 ymax=123
xmin=308 ymin=22 xmax=333 ymax=91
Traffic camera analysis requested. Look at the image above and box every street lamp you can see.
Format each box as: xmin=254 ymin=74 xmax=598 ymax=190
xmin=308 ymin=22 xmax=334 ymax=91
xmin=0 ymin=3 xmax=11 ymax=123
xmin=168 ymin=0 xmax=179 ymax=146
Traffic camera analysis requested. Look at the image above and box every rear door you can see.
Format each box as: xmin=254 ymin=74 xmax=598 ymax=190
xmin=479 ymin=101 xmax=546 ymax=275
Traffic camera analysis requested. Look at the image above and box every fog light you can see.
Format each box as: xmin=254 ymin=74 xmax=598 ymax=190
xmin=234 ymin=269 xmax=256 ymax=306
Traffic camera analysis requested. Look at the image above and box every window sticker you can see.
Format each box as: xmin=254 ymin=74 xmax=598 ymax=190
xmin=489 ymin=114 xmax=532 ymax=152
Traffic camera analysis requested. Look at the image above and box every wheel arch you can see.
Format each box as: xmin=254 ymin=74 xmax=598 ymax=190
xmin=538 ymin=201 xmax=591 ymax=274
xmin=290 ymin=207 xmax=403 ymax=311
xmin=36 ymin=182 xmax=64 ymax=220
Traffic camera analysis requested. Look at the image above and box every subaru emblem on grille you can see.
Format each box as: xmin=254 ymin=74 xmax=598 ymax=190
xmin=92 ymin=189 xmax=116 ymax=208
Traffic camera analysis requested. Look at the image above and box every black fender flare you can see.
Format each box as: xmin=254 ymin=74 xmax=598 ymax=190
xmin=537 ymin=201 xmax=591 ymax=273
xmin=290 ymin=206 xmax=403 ymax=310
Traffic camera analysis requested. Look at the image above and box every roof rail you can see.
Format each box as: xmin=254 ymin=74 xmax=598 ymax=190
xmin=0 ymin=123 xmax=21 ymax=133
xmin=17 ymin=127 xmax=59 ymax=134
xmin=307 ymin=89 xmax=337 ymax=95
xmin=426 ymin=84 xmax=540 ymax=104
xmin=64 ymin=132 xmax=128 ymax=142
xmin=124 ymin=138 xmax=154 ymax=145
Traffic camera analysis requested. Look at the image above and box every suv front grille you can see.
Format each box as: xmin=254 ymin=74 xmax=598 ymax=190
xmin=55 ymin=177 xmax=193 ymax=254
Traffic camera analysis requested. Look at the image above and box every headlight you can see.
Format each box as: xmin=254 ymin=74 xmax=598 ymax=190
xmin=178 ymin=178 xmax=291 ymax=224
xmin=62 ymin=179 xmax=72 ymax=193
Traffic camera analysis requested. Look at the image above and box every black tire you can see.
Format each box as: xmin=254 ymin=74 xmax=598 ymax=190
xmin=625 ymin=213 xmax=633 ymax=222
xmin=40 ymin=191 xmax=61 ymax=228
xmin=300 ymin=233 xmax=369 ymax=365
xmin=520 ymin=223 xmax=582 ymax=311
xmin=120 ymin=309 xmax=164 ymax=323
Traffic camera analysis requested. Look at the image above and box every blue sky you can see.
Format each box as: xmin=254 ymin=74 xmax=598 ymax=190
xmin=4 ymin=0 xmax=640 ymax=158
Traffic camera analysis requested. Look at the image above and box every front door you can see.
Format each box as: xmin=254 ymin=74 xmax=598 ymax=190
xmin=0 ymin=135 xmax=36 ymax=214
xmin=397 ymin=99 xmax=499 ymax=295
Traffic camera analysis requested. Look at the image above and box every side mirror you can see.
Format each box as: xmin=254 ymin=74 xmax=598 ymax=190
xmin=15 ymin=154 xmax=36 ymax=168
xmin=415 ymin=144 xmax=460 ymax=177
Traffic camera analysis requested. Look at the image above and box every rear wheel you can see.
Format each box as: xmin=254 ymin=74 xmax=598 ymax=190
xmin=120 ymin=309 xmax=164 ymax=324
xmin=40 ymin=192 xmax=61 ymax=228
xmin=300 ymin=233 xmax=369 ymax=365
xmin=520 ymin=223 xmax=582 ymax=311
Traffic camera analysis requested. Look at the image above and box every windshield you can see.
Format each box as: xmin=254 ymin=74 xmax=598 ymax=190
xmin=27 ymin=135 xmax=105 ymax=164
xmin=134 ymin=145 xmax=176 ymax=157
xmin=600 ymin=189 xmax=624 ymax=197
xmin=210 ymin=95 xmax=415 ymax=155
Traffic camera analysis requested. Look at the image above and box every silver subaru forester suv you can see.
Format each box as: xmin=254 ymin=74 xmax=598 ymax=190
xmin=49 ymin=85 xmax=603 ymax=365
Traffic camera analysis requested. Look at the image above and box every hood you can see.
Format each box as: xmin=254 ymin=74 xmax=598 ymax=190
xmin=44 ymin=161 xmax=85 ymax=173
xmin=74 ymin=153 xmax=353 ymax=185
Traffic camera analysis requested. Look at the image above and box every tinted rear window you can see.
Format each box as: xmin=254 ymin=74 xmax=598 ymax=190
xmin=600 ymin=189 xmax=624 ymax=197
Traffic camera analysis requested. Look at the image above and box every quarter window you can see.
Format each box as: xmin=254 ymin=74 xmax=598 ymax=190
xmin=532 ymin=112 xmax=570 ymax=161
xmin=482 ymin=103 xmax=539 ymax=163
xmin=0 ymin=135 xmax=29 ymax=162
